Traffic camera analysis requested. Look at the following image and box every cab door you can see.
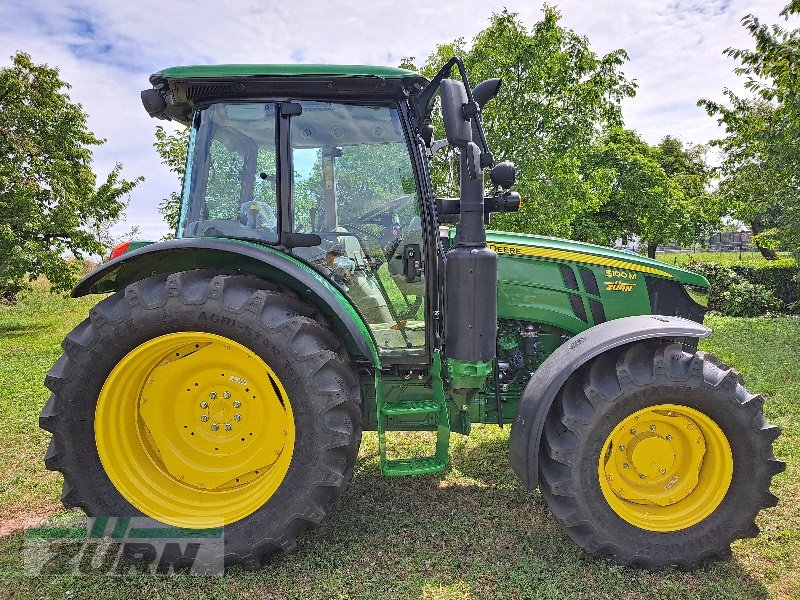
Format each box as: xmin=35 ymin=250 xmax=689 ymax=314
xmin=287 ymin=101 xmax=427 ymax=356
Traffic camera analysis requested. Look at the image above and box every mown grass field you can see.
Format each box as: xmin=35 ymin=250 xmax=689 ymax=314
xmin=659 ymin=251 xmax=796 ymax=269
xmin=0 ymin=283 xmax=799 ymax=599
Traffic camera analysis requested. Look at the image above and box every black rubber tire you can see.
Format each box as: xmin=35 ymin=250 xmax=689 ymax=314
xmin=539 ymin=340 xmax=784 ymax=569
xmin=40 ymin=270 xmax=362 ymax=570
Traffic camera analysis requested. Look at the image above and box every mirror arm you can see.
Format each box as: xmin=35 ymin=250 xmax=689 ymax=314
xmin=415 ymin=56 xmax=494 ymax=169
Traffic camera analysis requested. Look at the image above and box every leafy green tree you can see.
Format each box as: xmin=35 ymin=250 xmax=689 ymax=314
xmin=407 ymin=7 xmax=636 ymax=238
xmin=574 ymin=129 xmax=694 ymax=257
xmin=700 ymin=2 xmax=800 ymax=257
xmin=651 ymin=136 xmax=721 ymax=248
xmin=153 ymin=124 xmax=188 ymax=233
xmin=0 ymin=52 xmax=141 ymax=300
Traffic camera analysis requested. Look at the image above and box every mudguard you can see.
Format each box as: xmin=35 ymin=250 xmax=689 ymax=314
xmin=508 ymin=314 xmax=711 ymax=489
xmin=73 ymin=237 xmax=379 ymax=364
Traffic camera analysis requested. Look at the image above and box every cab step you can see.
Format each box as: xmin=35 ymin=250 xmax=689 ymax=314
xmin=377 ymin=350 xmax=450 ymax=476
xmin=381 ymin=399 xmax=441 ymax=416
xmin=383 ymin=457 xmax=446 ymax=476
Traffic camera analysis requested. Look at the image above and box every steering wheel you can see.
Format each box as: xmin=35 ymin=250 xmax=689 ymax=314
xmin=340 ymin=195 xmax=415 ymax=256
xmin=345 ymin=195 xmax=415 ymax=227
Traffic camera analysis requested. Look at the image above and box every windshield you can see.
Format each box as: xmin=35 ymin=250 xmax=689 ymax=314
xmin=179 ymin=103 xmax=278 ymax=242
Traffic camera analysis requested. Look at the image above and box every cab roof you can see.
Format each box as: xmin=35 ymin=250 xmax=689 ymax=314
xmin=145 ymin=64 xmax=427 ymax=124
xmin=152 ymin=64 xmax=420 ymax=80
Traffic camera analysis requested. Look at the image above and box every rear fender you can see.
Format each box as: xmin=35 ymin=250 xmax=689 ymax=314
xmin=508 ymin=315 xmax=711 ymax=489
xmin=73 ymin=238 xmax=379 ymax=364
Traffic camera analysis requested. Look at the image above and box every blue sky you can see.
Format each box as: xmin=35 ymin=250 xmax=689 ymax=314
xmin=0 ymin=0 xmax=794 ymax=240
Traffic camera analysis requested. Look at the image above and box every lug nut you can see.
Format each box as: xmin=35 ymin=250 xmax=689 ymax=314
xmin=200 ymin=401 xmax=208 ymax=409
xmin=650 ymin=424 xmax=656 ymax=431
xmin=233 ymin=400 xmax=241 ymax=408
xmin=201 ymin=415 xmax=209 ymax=422
xmin=618 ymin=444 xmax=625 ymax=451
xmin=639 ymin=474 xmax=646 ymax=479
xmin=623 ymin=463 xmax=630 ymax=469
xmin=666 ymin=434 xmax=673 ymax=441
xmin=629 ymin=428 xmax=636 ymax=435
xmin=234 ymin=414 xmax=241 ymax=421
xmin=223 ymin=391 xmax=231 ymax=399
xmin=209 ymin=391 xmax=217 ymax=399
xmin=225 ymin=423 xmax=232 ymax=431
xmin=211 ymin=423 xmax=219 ymax=431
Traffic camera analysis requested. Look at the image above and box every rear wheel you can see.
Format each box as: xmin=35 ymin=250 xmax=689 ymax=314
xmin=539 ymin=340 xmax=784 ymax=568
xmin=40 ymin=270 xmax=362 ymax=569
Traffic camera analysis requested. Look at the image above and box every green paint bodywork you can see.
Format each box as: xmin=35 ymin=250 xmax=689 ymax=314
xmin=109 ymin=231 xmax=708 ymax=443
xmin=153 ymin=64 xmax=420 ymax=80
xmin=486 ymin=229 xmax=709 ymax=334
xmin=488 ymin=230 xmax=708 ymax=287
xmin=448 ymin=359 xmax=494 ymax=390
xmin=93 ymin=238 xmax=380 ymax=366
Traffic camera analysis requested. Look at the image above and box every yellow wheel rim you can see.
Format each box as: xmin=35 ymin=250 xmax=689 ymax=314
xmin=95 ymin=332 xmax=295 ymax=528
xmin=598 ymin=403 xmax=733 ymax=532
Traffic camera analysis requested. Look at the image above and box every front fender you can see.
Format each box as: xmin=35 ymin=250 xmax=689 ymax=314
xmin=74 ymin=238 xmax=379 ymax=365
xmin=508 ymin=314 xmax=711 ymax=489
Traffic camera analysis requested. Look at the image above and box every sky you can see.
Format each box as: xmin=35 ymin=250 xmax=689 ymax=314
xmin=0 ymin=0 xmax=794 ymax=240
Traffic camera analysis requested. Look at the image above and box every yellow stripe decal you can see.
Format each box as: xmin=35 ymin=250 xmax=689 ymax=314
xmin=486 ymin=243 xmax=674 ymax=278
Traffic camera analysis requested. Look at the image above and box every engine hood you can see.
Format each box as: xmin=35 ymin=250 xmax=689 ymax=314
xmin=484 ymin=230 xmax=709 ymax=288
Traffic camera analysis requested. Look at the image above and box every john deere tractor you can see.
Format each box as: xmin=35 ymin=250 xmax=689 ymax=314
xmin=41 ymin=57 xmax=783 ymax=569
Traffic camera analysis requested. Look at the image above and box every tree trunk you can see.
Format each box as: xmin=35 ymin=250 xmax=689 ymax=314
xmin=647 ymin=243 xmax=657 ymax=259
xmin=751 ymin=215 xmax=778 ymax=260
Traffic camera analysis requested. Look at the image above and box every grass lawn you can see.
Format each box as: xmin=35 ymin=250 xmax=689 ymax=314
xmin=658 ymin=250 xmax=796 ymax=269
xmin=1 ymin=284 xmax=799 ymax=599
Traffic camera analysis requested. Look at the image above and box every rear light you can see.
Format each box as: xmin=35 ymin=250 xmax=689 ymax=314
xmin=109 ymin=241 xmax=131 ymax=260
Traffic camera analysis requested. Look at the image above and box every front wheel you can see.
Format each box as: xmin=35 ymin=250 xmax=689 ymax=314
xmin=40 ymin=270 xmax=362 ymax=569
xmin=539 ymin=340 xmax=784 ymax=568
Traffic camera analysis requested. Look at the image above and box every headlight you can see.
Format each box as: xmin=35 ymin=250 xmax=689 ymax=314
xmin=682 ymin=284 xmax=710 ymax=308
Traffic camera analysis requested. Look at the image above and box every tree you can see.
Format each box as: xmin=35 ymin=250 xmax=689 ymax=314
xmin=153 ymin=125 xmax=188 ymax=233
xmin=407 ymin=7 xmax=636 ymax=238
xmin=651 ymin=136 xmax=721 ymax=249
xmin=0 ymin=52 xmax=141 ymax=300
xmin=699 ymin=3 xmax=800 ymax=257
xmin=573 ymin=129 xmax=694 ymax=258
xmin=572 ymin=132 xmax=719 ymax=258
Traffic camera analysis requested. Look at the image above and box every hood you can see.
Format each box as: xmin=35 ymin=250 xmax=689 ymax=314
xmin=484 ymin=230 xmax=710 ymax=288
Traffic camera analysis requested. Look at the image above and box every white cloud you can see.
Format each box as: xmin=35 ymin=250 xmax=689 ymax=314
xmin=0 ymin=0 xmax=794 ymax=239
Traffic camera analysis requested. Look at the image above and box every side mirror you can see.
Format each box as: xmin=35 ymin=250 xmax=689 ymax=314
xmin=472 ymin=78 xmax=502 ymax=108
xmin=470 ymin=78 xmax=502 ymax=150
xmin=440 ymin=79 xmax=471 ymax=148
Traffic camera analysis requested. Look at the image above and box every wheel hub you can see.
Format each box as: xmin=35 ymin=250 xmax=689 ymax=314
xmin=138 ymin=341 xmax=287 ymax=490
xmin=598 ymin=403 xmax=733 ymax=531
xmin=603 ymin=409 xmax=705 ymax=507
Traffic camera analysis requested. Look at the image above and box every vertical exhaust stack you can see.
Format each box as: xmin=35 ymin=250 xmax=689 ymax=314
xmin=439 ymin=79 xmax=498 ymax=390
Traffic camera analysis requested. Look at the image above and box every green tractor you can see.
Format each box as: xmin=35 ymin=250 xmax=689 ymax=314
xmin=41 ymin=57 xmax=783 ymax=569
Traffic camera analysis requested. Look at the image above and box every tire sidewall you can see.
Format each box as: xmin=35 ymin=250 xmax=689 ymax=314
xmin=572 ymin=376 xmax=762 ymax=556
xmin=57 ymin=272 xmax=361 ymax=549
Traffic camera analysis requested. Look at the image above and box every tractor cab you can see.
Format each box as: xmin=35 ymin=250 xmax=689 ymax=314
xmin=144 ymin=65 xmax=440 ymax=357
xmin=178 ymin=98 xmax=426 ymax=353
